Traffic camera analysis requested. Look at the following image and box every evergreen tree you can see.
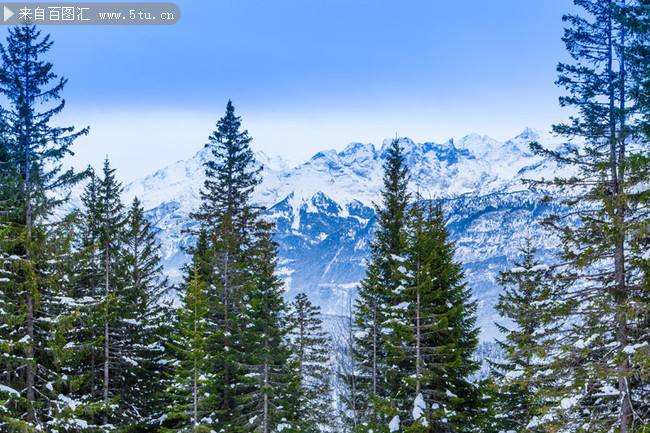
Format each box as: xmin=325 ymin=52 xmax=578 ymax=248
xmin=163 ymin=266 xmax=217 ymax=433
xmin=486 ymin=239 xmax=559 ymax=433
xmin=59 ymin=161 xmax=170 ymax=432
xmin=184 ymin=100 xmax=300 ymax=430
xmin=187 ymin=101 xmax=262 ymax=427
xmin=353 ymin=138 xmax=410 ymax=429
xmin=0 ymin=25 xmax=87 ymax=430
xmin=191 ymin=99 xmax=261 ymax=235
xmin=236 ymin=227 xmax=301 ymax=433
xmin=288 ymin=293 xmax=334 ymax=432
xmin=0 ymin=25 xmax=88 ymax=228
xmin=527 ymin=1 xmax=650 ymax=430
xmin=120 ymin=197 xmax=170 ymax=432
xmin=58 ymin=170 xmax=106 ymax=430
xmin=94 ymin=159 xmax=128 ymax=427
xmin=387 ymin=201 xmax=480 ymax=433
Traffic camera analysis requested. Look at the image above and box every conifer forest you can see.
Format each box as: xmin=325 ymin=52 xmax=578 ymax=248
xmin=1 ymin=1 xmax=650 ymax=432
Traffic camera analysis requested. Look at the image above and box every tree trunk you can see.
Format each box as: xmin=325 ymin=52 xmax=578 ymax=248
xmin=416 ymin=252 xmax=421 ymax=396
xmin=194 ymin=290 xmax=199 ymax=432
xmin=263 ymin=342 xmax=269 ymax=433
xmin=25 ymin=293 xmax=35 ymax=423
xmin=103 ymin=242 xmax=110 ymax=425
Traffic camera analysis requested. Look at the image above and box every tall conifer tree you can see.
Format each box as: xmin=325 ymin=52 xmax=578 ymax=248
xmin=486 ymin=239 xmax=559 ymax=433
xmin=183 ymin=100 xmax=299 ymax=430
xmin=163 ymin=266 xmax=216 ymax=433
xmin=288 ymin=293 xmax=334 ymax=432
xmin=0 ymin=25 xmax=87 ymax=430
xmin=388 ymin=201 xmax=480 ymax=432
xmin=527 ymin=1 xmax=650 ymax=430
xmin=353 ymin=138 xmax=410 ymax=429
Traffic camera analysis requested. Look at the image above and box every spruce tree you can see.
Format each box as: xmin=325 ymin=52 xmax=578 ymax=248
xmin=60 ymin=161 xmax=170 ymax=432
xmin=163 ymin=266 xmax=217 ymax=433
xmin=288 ymin=293 xmax=334 ymax=432
xmin=58 ymin=170 xmax=106 ymax=429
xmin=486 ymin=239 xmax=559 ymax=433
xmin=387 ymin=201 xmax=480 ymax=433
xmin=94 ymin=159 xmax=128 ymax=427
xmin=0 ymin=25 xmax=87 ymax=430
xmin=120 ymin=197 xmax=170 ymax=432
xmin=527 ymin=1 xmax=650 ymax=430
xmin=188 ymin=101 xmax=261 ymax=427
xmin=353 ymin=138 xmax=410 ymax=429
xmin=236 ymin=227 xmax=300 ymax=433
xmin=184 ymin=100 xmax=300 ymax=430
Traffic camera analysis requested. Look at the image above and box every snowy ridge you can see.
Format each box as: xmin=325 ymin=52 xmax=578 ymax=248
xmin=120 ymin=128 xmax=565 ymax=340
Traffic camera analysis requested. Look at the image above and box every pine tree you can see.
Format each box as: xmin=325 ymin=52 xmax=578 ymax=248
xmin=486 ymin=238 xmax=559 ymax=433
xmin=353 ymin=138 xmax=410 ymax=429
xmin=0 ymin=25 xmax=87 ymax=430
xmin=288 ymin=293 xmax=334 ymax=432
xmin=527 ymin=1 xmax=650 ymax=430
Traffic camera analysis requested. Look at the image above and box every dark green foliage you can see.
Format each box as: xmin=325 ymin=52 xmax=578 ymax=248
xmin=526 ymin=1 xmax=650 ymax=430
xmin=120 ymin=197 xmax=171 ymax=432
xmin=353 ymin=138 xmax=410 ymax=429
xmin=163 ymin=266 xmax=217 ymax=433
xmin=59 ymin=162 xmax=169 ymax=432
xmin=389 ymin=201 xmax=480 ymax=433
xmin=486 ymin=239 xmax=559 ymax=433
xmin=175 ymin=101 xmax=300 ymax=433
xmin=236 ymin=227 xmax=301 ymax=432
xmin=0 ymin=25 xmax=86 ymax=431
xmin=288 ymin=293 xmax=334 ymax=432
xmin=191 ymin=99 xmax=261 ymax=234
xmin=0 ymin=25 xmax=88 ymax=224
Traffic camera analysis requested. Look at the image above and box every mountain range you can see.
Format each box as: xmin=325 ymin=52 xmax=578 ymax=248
xmin=118 ymin=127 xmax=566 ymax=340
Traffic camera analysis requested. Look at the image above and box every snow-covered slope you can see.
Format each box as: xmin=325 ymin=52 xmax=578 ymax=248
xmin=122 ymin=128 xmax=564 ymax=340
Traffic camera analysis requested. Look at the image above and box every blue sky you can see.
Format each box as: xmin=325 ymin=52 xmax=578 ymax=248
xmin=22 ymin=0 xmax=574 ymax=180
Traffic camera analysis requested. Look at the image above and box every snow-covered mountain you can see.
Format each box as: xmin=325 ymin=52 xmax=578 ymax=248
xmin=121 ymin=128 xmax=564 ymax=340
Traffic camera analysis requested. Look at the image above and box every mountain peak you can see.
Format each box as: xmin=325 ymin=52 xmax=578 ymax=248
xmin=514 ymin=127 xmax=541 ymax=142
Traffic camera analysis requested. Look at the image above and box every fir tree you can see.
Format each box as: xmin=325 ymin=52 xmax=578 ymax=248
xmin=288 ymin=293 xmax=334 ymax=432
xmin=185 ymin=100 xmax=300 ymax=430
xmin=120 ymin=197 xmax=170 ymax=432
xmin=191 ymin=99 xmax=261 ymax=234
xmin=527 ymin=1 xmax=650 ymax=430
xmin=59 ymin=161 xmax=171 ymax=432
xmin=187 ymin=101 xmax=262 ymax=427
xmin=95 ymin=159 xmax=127 ymax=427
xmin=58 ymin=170 xmax=106 ymax=429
